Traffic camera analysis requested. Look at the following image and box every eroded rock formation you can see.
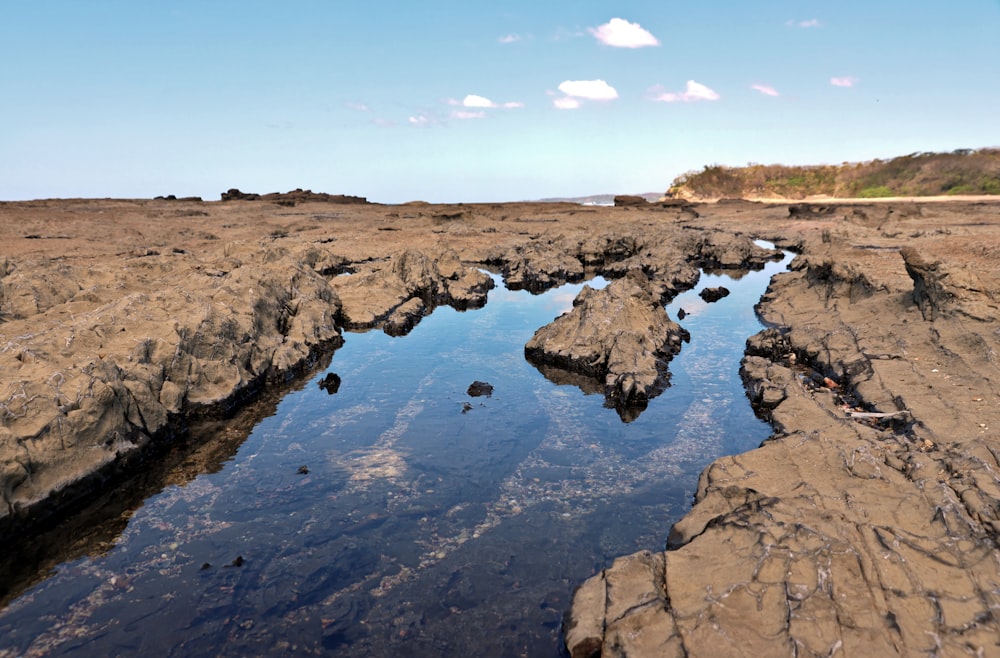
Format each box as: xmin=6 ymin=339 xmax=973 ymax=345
xmin=331 ymin=248 xmax=494 ymax=333
xmin=524 ymin=270 xmax=689 ymax=420
xmin=4 ymin=197 xmax=1000 ymax=655
xmin=0 ymin=242 xmax=345 ymax=533
xmin=564 ymin=225 xmax=1000 ymax=657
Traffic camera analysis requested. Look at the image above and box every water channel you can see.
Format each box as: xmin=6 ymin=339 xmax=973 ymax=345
xmin=0 ymin=248 xmax=793 ymax=657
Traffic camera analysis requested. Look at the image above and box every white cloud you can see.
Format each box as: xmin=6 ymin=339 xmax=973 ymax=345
xmin=408 ymin=114 xmax=432 ymax=126
xmin=557 ymin=79 xmax=619 ymax=101
xmin=451 ymin=110 xmax=487 ymax=120
xmin=449 ymin=95 xmax=524 ymax=112
xmin=498 ymin=34 xmax=521 ymax=44
xmin=651 ymin=80 xmax=720 ymax=103
xmin=463 ymin=94 xmax=497 ymax=108
xmin=553 ymin=97 xmax=581 ymax=110
xmin=751 ymin=84 xmax=780 ymax=97
xmin=787 ymin=18 xmax=821 ymax=28
xmin=830 ymin=76 xmax=858 ymax=87
xmin=346 ymin=101 xmax=370 ymax=111
xmin=589 ymin=18 xmax=659 ymax=48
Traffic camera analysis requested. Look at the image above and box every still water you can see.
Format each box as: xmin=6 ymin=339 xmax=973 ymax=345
xmin=0 ymin=250 xmax=792 ymax=657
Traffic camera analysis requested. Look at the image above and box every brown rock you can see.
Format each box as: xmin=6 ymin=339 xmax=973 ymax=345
xmin=524 ymin=269 xmax=689 ymax=420
xmin=613 ymin=195 xmax=649 ymax=207
xmin=699 ymin=285 xmax=730 ymax=302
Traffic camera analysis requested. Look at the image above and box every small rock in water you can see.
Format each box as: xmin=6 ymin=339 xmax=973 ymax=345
xmin=699 ymin=286 xmax=731 ymax=303
xmin=677 ymin=308 xmax=686 ymax=320
xmin=229 ymin=556 xmax=245 ymax=567
xmin=200 ymin=562 xmax=212 ymax=570
xmin=461 ymin=402 xmax=473 ymax=413
xmin=467 ymin=381 xmax=494 ymax=397
xmin=297 ymin=465 xmax=310 ymax=475
xmin=318 ymin=372 xmax=342 ymax=394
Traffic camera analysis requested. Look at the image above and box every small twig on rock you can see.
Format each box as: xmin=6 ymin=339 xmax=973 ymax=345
xmin=848 ymin=410 xmax=911 ymax=419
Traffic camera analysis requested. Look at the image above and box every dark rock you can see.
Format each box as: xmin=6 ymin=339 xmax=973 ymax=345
xmin=297 ymin=465 xmax=310 ymax=475
xmin=613 ymin=195 xmax=649 ymax=207
xmin=699 ymin=286 xmax=730 ymax=303
xmin=221 ymin=188 xmax=368 ymax=204
xmin=221 ymin=188 xmax=261 ymax=201
xmin=155 ymin=195 xmax=203 ymax=202
xmin=788 ymin=203 xmax=837 ymax=218
xmin=318 ymin=372 xmax=341 ymax=394
xmin=900 ymin=246 xmax=950 ymax=320
xmin=466 ymin=381 xmax=494 ymax=397
xmin=677 ymin=308 xmax=686 ymax=320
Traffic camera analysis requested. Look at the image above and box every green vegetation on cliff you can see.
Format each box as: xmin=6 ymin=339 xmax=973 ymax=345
xmin=668 ymin=148 xmax=1000 ymax=200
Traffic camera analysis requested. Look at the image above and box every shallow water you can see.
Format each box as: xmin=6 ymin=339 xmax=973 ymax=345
xmin=0 ymin=250 xmax=792 ymax=657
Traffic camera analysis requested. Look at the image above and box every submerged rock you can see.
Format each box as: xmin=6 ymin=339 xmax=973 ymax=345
xmin=524 ymin=270 xmax=689 ymax=420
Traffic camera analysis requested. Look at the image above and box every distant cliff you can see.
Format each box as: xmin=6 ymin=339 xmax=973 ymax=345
xmin=667 ymin=148 xmax=1000 ymax=200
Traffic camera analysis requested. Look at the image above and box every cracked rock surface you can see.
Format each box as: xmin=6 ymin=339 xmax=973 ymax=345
xmin=565 ymin=200 xmax=1000 ymax=657
xmin=3 ymin=197 xmax=1000 ymax=656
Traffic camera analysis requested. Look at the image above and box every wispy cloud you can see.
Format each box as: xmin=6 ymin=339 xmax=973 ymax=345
xmin=447 ymin=95 xmax=525 ymax=112
xmin=346 ymin=101 xmax=371 ymax=112
xmin=786 ymin=18 xmax=821 ymax=28
xmin=408 ymin=114 xmax=433 ymax=127
xmin=650 ymin=80 xmax=720 ymax=103
xmin=751 ymin=84 xmax=780 ymax=97
xmin=589 ymin=18 xmax=659 ymax=48
xmin=552 ymin=79 xmax=618 ymax=109
xmin=830 ymin=76 xmax=859 ymax=87
xmin=498 ymin=34 xmax=521 ymax=44
xmin=372 ymin=118 xmax=396 ymax=127
xmin=557 ymin=79 xmax=619 ymax=101
xmin=553 ymin=97 xmax=581 ymax=110
xmin=451 ymin=110 xmax=487 ymax=120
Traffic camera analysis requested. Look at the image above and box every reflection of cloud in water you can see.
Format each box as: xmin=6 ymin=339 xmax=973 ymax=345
xmin=547 ymin=289 xmax=578 ymax=314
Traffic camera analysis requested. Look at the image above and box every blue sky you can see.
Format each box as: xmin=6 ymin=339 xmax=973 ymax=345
xmin=2 ymin=1 xmax=998 ymax=203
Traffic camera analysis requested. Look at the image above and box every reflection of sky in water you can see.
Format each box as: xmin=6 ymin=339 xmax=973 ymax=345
xmin=0 ymin=256 xmax=788 ymax=657
xmin=485 ymin=272 xmax=609 ymax=315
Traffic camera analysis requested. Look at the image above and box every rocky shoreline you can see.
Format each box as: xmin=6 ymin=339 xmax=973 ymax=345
xmin=2 ymin=196 xmax=998 ymax=653
xmin=564 ymin=202 xmax=1000 ymax=656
